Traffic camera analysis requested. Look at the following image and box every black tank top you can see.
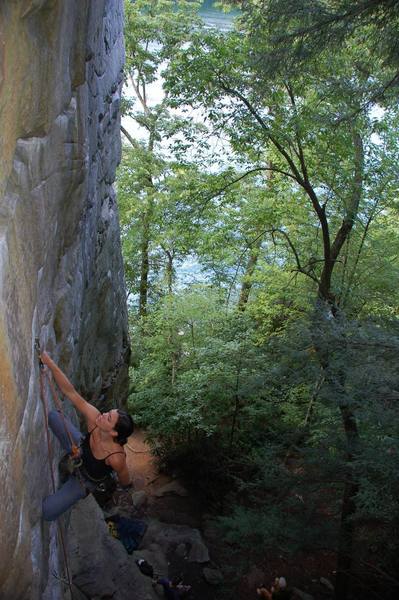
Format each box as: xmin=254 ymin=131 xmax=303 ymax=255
xmin=80 ymin=427 xmax=124 ymax=481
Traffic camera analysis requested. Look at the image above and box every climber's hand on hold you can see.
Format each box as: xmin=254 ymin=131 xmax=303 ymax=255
xmin=38 ymin=352 xmax=101 ymax=425
xmin=40 ymin=351 xmax=52 ymax=367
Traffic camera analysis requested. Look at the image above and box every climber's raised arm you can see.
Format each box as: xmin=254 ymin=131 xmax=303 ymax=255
xmin=40 ymin=351 xmax=100 ymax=425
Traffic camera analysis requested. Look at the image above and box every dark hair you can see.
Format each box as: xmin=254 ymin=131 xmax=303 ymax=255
xmin=171 ymin=576 xmax=183 ymax=587
xmin=115 ymin=409 xmax=134 ymax=445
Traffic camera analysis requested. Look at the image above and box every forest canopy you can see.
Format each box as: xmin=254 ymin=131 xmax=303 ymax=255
xmin=118 ymin=2 xmax=399 ymax=599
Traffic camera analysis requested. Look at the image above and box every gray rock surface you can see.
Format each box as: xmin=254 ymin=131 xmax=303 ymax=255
xmin=176 ymin=542 xmax=188 ymax=558
xmin=143 ymin=520 xmax=210 ymax=564
xmin=133 ymin=544 xmax=169 ymax=581
xmin=202 ymin=567 xmax=224 ymax=586
xmin=68 ymin=495 xmax=159 ymax=600
xmin=133 ymin=490 xmax=149 ymax=509
xmin=154 ymin=480 xmax=189 ymax=497
xmin=68 ymin=498 xmax=210 ymax=598
xmin=292 ymin=588 xmax=315 ymax=600
xmin=0 ymin=1 xmax=128 ymax=598
xmin=320 ymin=576 xmax=334 ymax=591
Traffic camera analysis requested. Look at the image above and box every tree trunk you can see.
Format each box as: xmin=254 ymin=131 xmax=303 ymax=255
xmin=314 ymin=130 xmax=363 ymax=599
xmin=138 ymin=205 xmax=152 ymax=317
xmin=171 ymin=352 xmax=178 ymax=385
xmin=318 ymin=129 xmax=364 ymax=308
xmin=229 ymin=364 xmax=242 ymax=453
xmin=238 ymin=237 xmax=262 ymax=310
xmin=165 ymin=249 xmax=174 ymax=295
xmin=138 ymin=126 xmax=157 ymax=318
xmin=120 ymin=123 xmax=157 ymax=319
xmin=335 ymin=405 xmax=359 ymax=600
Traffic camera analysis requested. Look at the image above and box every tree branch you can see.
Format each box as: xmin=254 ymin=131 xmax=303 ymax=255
xmin=219 ymin=78 xmax=306 ymax=185
xmin=340 ymin=197 xmax=380 ymax=307
xmin=272 ymin=228 xmax=320 ymax=284
xmin=330 ymin=129 xmax=364 ymax=264
xmin=129 ymin=72 xmax=149 ymax=114
xmin=218 ymin=78 xmax=332 ymax=277
xmin=285 ymin=82 xmax=310 ymax=182
xmin=121 ymin=124 xmax=141 ymax=149
xmin=195 ymin=166 xmax=296 ymax=216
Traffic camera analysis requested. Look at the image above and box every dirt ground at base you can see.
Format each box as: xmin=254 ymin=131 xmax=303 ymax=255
xmin=125 ymin=430 xmax=203 ymax=527
xmin=121 ymin=430 xmax=337 ymax=600
xmin=121 ymin=430 xmax=220 ymax=599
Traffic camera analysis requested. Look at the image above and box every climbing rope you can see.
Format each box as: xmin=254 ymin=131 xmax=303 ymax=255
xmin=36 ymin=341 xmax=81 ymax=464
xmin=125 ymin=442 xmax=151 ymax=454
xmin=35 ymin=340 xmax=76 ymax=600
xmin=38 ymin=362 xmax=56 ymax=491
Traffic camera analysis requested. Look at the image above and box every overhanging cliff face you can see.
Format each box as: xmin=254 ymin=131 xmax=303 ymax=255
xmin=0 ymin=2 xmax=128 ymax=598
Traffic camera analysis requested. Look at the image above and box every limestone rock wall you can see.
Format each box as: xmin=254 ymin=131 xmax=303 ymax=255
xmin=0 ymin=2 xmax=128 ymax=598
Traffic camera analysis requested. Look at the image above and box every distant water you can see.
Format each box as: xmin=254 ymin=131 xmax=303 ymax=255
xmin=199 ymin=0 xmax=239 ymax=30
xmin=121 ymin=2 xmax=241 ymax=292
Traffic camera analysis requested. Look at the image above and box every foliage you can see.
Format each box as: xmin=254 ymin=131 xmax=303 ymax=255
xmin=129 ymin=288 xmax=267 ymax=441
xmin=119 ymin=1 xmax=399 ymax=595
xmin=217 ymin=314 xmax=399 ymax=563
xmin=239 ymin=0 xmax=399 ymax=105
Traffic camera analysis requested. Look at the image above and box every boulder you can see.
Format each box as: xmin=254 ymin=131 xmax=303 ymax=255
xmin=203 ymin=567 xmax=224 ymax=586
xmin=154 ymin=480 xmax=189 ymax=497
xmin=68 ymin=495 xmax=159 ymax=600
xmin=176 ymin=543 xmax=188 ymax=558
xmin=142 ymin=520 xmax=210 ymax=563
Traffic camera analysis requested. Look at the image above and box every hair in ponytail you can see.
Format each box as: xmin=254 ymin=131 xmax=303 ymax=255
xmin=115 ymin=409 xmax=134 ymax=445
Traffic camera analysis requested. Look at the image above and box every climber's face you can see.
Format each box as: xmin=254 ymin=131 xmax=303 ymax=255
xmin=96 ymin=409 xmax=119 ymax=434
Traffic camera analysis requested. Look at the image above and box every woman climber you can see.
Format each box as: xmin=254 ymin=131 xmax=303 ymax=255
xmin=40 ymin=351 xmax=134 ymax=521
